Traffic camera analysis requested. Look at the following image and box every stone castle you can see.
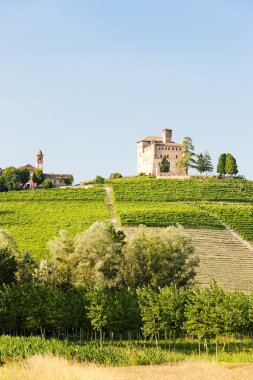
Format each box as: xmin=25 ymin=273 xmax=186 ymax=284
xmin=137 ymin=129 xmax=186 ymax=176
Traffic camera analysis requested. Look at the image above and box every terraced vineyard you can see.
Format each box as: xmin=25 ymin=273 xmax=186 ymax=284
xmin=201 ymin=204 xmax=253 ymax=241
xmin=116 ymin=202 xmax=224 ymax=229
xmin=0 ymin=188 xmax=109 ymax=259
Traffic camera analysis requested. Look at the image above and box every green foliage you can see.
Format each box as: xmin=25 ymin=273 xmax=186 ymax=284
xmin=159 ymin=156 xmax=170 ymax=173
xmin=196 ymin=152 xmax=213 ymax=174
xmin=73 ymin=222 xmax=123 ymax=287
xmin=123 ymin=227 xmax=198 ymax=288
xmin=17 ymin=167 xmax=30 ymax=188
xmin=0 ymin=247 xmax=17 ymax=285
xmin=109 ymin=173 xmax=123 ymax=179
xmin=2 ymin=167 xmax=21 ymax=191
xmin=43 ymin=178 xmax=54 ymax=188
xmin=217 ymin=154 xmax=227 ymax=176
xmin=64 ymin=175 xmax=74 ymax=185
xmin=32 ymin=169 xmax=45 ymax=186
xmin=95 ymin=175 xmax=105 ymax=184
xmin=226 ymin=153 xmax=238 ymax=175
xmin=16 ymin=252 xmax=38 ymax=284
xmin=177 ymin=137 xmax=196 ymax=174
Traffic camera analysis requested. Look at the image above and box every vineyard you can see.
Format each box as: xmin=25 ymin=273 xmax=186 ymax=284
xmin=110 ymin=177 xmax=253 ymax=244
xmin=116 ymin=202 xmax=224 ymax=229
xmin=0 ymin=188 xmax=109 ymax=259
xmin=109 ymin=177 xmax=253 ymax=202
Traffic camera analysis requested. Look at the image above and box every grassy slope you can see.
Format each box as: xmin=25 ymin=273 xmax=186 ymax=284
xmin=0 ymin=188 xmax=109 ymax=260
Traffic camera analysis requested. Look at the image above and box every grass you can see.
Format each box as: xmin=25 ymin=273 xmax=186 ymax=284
xmin=1 ymin=355 xmax=253 ymax=380
xmin=0 ymin=188 xmax=109 ymax=259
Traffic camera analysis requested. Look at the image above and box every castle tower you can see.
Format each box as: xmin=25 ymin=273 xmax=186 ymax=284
xmin=162 ymin=129 xmax=173 ymax=144
xmin=36 ymin=149 xmax=44 ymax=171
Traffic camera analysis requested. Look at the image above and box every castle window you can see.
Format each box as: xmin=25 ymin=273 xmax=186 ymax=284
xmin=167 ymin=155 xmax=169 ymax=159
xmin=176 ymin=155 xmax=178 ymax=159
xmin=160 ymin=155 xmax=162 ymax=158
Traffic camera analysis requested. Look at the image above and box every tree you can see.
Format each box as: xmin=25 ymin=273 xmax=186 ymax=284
xmin=123 ymin=226 xmax=198 ymax=288
xmin=95 ymin=175 xmax=105 ymax=184
xmin=0 ymin=177 xmax=7 ymax=192
xmin=109 ymin=173 xmax=123 ymax=179
xmin=17 ymin=167 xmax=30 ymax=188
xmin=73 ymin=222 xmax=123 ymax=287
xmin=196 ymin=152 xmax=213 ymax=174
xmin=226 ymin=153 xmax=238 ymax=176
xmin=0 ymin=229 xmax=19 ymax=255
xmin=64 ymin=175 xmax=74 ymax=185
xmin=159 ymin=156 xmax=170 ymax=173
xmin=177 ymin=137 xmax=196 ymax=175
xmin=0 ymin=247 xmax=17 ymax=285
xmin=217 ymin=154 xmax=227 ymax=176
xmin=43 ymin=179 xmax=54 ymax=189
xmin=32 ymin=169 xmax=45 ymax=187
xmin=48 ymin=230 xmax=75 ymax=286
xmin=2 ymin=167 xmax=21 ymax=191
xmin=16 ymin=252 xmax=38 ymax=284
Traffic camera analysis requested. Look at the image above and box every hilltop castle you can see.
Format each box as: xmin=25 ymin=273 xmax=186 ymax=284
xmin=137 ymin=129 xmax=186 ymax=176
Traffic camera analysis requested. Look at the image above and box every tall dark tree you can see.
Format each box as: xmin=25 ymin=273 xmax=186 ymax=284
xmin=159 ymin=156 xmax=170 ymax=173
xmin=217 ymin=153 xmax=227 ymax=176
xmin=0 ymin=247 xmax=17 ymax=285
xmin=196 ymin=152 xmax=213 ymax=174
xmin=16 ymin=252 xmax=38 ymax=284
xmin=17 ymin=167 xmax=30 ymax=188
xmin=32 ymin=169 xmax=45 ymax=187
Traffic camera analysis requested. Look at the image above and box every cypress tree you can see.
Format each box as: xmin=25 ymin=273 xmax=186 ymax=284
xmin=226 ymin=153 xmax=238 ymax=176
xmin=159 ymin=156 xmax=170 ymax=173
xmin=217 ymin=154 xmax=227 ymax=176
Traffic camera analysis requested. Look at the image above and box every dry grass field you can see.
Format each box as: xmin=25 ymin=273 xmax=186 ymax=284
xmin=1 ymin=355 xmax=253 ymax=380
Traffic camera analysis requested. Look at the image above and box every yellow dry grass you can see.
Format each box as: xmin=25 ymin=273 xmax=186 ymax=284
xmin=1 ymin=355 xmax=253 ymax=380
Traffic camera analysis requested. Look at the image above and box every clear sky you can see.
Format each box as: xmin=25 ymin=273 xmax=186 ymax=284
xmin=0 ymin=0 xmax=252 ymax=182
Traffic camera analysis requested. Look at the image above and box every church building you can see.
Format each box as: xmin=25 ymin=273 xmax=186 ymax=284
xmin=24 ymin=150 xmax=73 ymax=188
xmin=137 ymin=129 xmax=187 ymax=176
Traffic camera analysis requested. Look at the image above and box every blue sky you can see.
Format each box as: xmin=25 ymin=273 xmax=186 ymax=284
xmin=0 ymin=1 xmax=252 ymax=181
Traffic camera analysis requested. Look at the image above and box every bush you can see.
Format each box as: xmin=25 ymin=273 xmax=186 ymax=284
xmin=43 ymin=179 xmax=54 ymax=189
xmin=95 ymin=176 xmax=105 ymax=184
xmin=109 ymin=173 xmax=123 ymax=180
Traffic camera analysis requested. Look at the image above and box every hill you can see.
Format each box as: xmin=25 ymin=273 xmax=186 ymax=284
xmin=0 ymin=188 xmax=109 ymax=259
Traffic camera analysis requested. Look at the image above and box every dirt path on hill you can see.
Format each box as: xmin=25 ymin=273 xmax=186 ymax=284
xmin=104 ymin=186 xmax=118 ymax=229
xmin=225 ymin=226 xmax=253 ymax=253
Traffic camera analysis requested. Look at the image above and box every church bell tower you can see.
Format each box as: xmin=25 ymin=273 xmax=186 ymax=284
xmin=36 ymin=149 xmax=44 ymax=171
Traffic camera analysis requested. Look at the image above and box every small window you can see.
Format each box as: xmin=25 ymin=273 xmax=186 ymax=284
xmin=160 ymin=155 xmax=162 ymax=158
xmin=176 ymin=155 xmax=178 ymax=159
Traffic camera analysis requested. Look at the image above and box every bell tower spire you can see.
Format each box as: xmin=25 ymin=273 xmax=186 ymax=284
xmin=36 ymin=149 xmax=44 ymax=171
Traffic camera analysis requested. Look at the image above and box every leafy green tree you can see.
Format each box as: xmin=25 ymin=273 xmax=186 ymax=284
xmin=2 ymin=167 xmax=21 ymax=191
xmin=64 ymin=175 xmax=74 ymax=185
xmin=196 ymin=152 xmax=213 ymax=174
xmin=0 ymin=229 xmax=19 ymax=255
xmin=226 ymin=153 xmax=238 ymax=176
xmin=123 ymin=226 xmax=198 ymax=288
xmin=16 ymin=252 xmax=38 ymax=284
xmin=95 ymin=175 xmax=105 ymax=184
xmin=217 ymin=153 xmax=227 ymax=176
xmin=0 ymin=247 xmax=17 ymax=285
xmin=137 ymin=287 xmax=162 ymax=346
xmin=177 ymin=137 xmax=197 ymax=175
xmin=48 ymin=230 xmax=75 ymax=286
xmin=32 ymin=169 xmax=45 ymax=187
xmin=73 ymin=222 xmax=123 ymax=287
xmin=86 ymin=286 xmax=108 ymax=346
xmin=43 ymin=179 xmax=54 ymax=188
xmin=17 ymin=167 xmax=30 ymax=188
xmin=109 ymin=173 xmax=123 ymax=179
xmin=159 ymin=156 xmax=170 ymax=173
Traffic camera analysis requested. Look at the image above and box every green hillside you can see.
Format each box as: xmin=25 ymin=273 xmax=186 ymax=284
xmin=0 ymin=188 xmax=109 ymax=259
xmin=110 ymin=177 xmax=253 ymax=241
